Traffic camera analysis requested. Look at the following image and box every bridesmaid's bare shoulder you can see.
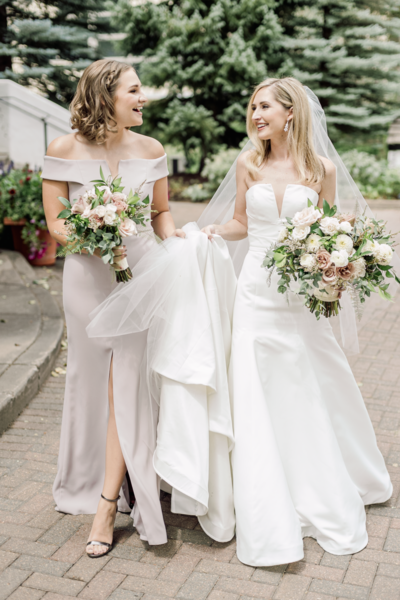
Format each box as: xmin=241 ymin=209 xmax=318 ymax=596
xmin=46 ymin=133 xmax=84 ymax=160
xmin=127 ymin=131 xmax=165 ymax=160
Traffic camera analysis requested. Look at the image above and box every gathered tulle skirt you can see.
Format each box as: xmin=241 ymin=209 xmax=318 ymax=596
xmin=230 ymin=247 xmax=392 ymax=567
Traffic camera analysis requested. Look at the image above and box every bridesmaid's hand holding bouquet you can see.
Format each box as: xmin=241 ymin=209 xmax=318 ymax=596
xmin=56 ymin=168 xmax=151 ymax=282
xmin=263 ymin=200 xmax=400 ymax=319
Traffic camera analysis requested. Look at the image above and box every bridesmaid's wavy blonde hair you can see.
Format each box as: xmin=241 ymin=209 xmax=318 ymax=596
xmin=70 ymin=59 xmax=133 ymax=144
xmin=246 ymin=77 xmax=324 ymax=184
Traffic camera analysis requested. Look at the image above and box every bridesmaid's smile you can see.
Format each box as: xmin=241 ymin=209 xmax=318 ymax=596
xmin=113 ymin=69 xmax=147 ymax=129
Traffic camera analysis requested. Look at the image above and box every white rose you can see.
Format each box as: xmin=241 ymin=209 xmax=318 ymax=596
xmin=104 ymin=205 xmax=117 ymax=225
xmin=94 ymin=205 xmax=106 ymax=218
xmin=352 ymin=257 xmax=366 ymax=279
xmin=363 ymin=239 xmax=380 ymax=256
xmin=292 ymin=225 xmax=310 ymax=241
xmin=118 ymin=218 xmax=138 ymax=238
xmin=306 ymin=233 xmax=321 ymax=252
xmin=375 ymin=243 xmax=393 ymax=265
xmin=300 ymin=253 xmax=317 ymax=270
xmin=320 ymin=217 xmax=340 ymax=236
xmin=339 ymin=221 xmax=353 ymax=233
xmin=292 ymin=206 xmax=321 ymax=228
xmin=277 ymin=227 xmax=289 ymax=242
xmin=334 ymin=234 xmax=353 ymax=254
xmin=331 ymin=249 xmax=349 ymax=267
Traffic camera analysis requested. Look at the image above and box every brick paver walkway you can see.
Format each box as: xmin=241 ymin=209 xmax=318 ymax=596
xmin=1 ymin=204 xmax=400 ymax=600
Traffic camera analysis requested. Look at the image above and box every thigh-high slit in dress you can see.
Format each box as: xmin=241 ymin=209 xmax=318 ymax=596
xmin=41 ymin=155 xmax=169 ymax=545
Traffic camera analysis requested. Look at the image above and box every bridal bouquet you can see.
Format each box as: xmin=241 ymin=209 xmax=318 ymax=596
xmin=56 ymin=168 xmax=150 ymax=282
xmin=263 ymin=200 xmax=399 ymax=319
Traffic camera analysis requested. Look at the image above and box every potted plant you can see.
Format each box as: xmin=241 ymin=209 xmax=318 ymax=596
xmin=0 ymin=166 xmax=56 ymax=266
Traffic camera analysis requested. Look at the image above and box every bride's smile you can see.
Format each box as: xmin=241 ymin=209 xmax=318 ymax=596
xmin=251 ymin=88 xmax=293 ymax=140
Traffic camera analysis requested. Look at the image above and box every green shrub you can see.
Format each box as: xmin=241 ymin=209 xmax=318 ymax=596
xmin=341 ymin=150 xmax=400 ymax=199
xmin=183 ymin=147 xmax=240 ymax=202
xmin=0 ymin=168 xmax=47 ymax=257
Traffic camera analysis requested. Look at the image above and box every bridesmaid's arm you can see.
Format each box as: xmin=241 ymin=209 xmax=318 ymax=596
xmin=42 ymin=178 xmax=70 ymax=247
xmin=151 ymin=176 xmax=185 ymax=239
xmin=202 ymin=152 xmax=249 ymax=241
xmin=318 ymin=158 xmax=336 ymax=208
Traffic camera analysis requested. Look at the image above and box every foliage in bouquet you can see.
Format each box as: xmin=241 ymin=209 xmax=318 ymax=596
xmin=263 ymin=200 xmax=400 ymax=319
xmin=0 ymin=168 xmax=48 ymax=260
xmin=56 ymin=168 xmax=150 ymax=282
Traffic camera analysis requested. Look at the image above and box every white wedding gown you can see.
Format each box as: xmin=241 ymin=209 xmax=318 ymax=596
xmin=230 ymin=183 xmax=392 ymax=567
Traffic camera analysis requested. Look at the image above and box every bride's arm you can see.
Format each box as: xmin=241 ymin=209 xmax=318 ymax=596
xmin=318 ymin=158 xmax=336 ymax=208
xmin=202 ymin=152 xmax=248 ymax=241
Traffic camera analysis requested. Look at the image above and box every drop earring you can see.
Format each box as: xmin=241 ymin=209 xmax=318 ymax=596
xmin=284 ymin=120 xmax=289 ymax=132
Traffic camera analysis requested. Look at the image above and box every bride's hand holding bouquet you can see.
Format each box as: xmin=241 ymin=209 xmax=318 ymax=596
xmin=263 ymin=199 xmax=400 ymax=319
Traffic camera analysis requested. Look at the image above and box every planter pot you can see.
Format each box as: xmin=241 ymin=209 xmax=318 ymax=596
xmin=3 ymin=218 xmax=57 ymax=266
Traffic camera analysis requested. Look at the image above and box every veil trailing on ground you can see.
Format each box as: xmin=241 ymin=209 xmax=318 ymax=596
xmin=197 ymin=86 xmax=400 ymax=355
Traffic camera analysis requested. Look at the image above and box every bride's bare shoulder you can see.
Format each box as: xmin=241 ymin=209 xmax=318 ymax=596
xmin=237 ymin=150 xmax=252 ymax=166
xmin=319 ymin=155 xmax=336 ymax=176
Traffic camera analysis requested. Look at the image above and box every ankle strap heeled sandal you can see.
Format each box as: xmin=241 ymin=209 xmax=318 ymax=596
xmin=86 ymin=493 xmax=120 ymax=559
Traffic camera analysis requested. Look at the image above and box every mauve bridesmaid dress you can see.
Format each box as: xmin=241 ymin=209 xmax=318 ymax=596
xmin=41 ymin=155 xmax=169 ymax=545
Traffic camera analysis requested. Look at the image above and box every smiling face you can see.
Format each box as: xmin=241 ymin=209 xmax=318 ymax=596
xmin=251 ymin=87 xmax=292 ymax=141
xmin=112 ymin=68 xmax=147 ymax=129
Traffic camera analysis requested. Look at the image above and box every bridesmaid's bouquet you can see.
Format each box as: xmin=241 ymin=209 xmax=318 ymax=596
xmin=56 ymin=168 xmax=150 ymax=282
xmin=263 ymin=200 xmax=399 ymax=319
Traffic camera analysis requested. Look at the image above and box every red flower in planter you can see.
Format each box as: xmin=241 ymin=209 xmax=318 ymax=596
xmin=8 ymin=188 xmax=16 ymax=195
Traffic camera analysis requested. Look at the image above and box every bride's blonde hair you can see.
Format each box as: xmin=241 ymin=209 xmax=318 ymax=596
xmin=70 ymin=59 xmax=133 ymax=144
xmin=246 ymin=77 xmax=324 ymax=184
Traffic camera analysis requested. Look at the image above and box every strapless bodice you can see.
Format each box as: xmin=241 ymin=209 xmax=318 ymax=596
xmin=246 ymin=184 xmax=319 ymax=250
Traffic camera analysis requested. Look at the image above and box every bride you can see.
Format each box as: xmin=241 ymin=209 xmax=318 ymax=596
xmin=201 ymin=77 xmax=393 ymax=566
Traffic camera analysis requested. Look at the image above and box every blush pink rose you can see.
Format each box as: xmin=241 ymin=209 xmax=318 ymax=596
xmin=71 ymin=196 xmax=88 ymax=214
xmin=112 ymin=198 xmax=128 ymax=215
xmin=118 ymin=218 xmax=137 ymax=238
xmin=322 ymin=265 xmax=337 ymax=284
xmin=337 ymin=262 xmax=356 ymax=281
xmin=98 ymin=186 xmax=112 ymax=203
xmin=315 ymin=249 xmax=332 ymax=270
xmin=339 ymin=213 xmax=356 ymax=226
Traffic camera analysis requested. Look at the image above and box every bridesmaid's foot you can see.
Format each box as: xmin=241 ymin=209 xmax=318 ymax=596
xmin=86 ymin=496 xmax=118 ymax=557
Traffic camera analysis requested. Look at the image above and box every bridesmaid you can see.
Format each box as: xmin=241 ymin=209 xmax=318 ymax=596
xmin=42 ymin=59 xmax=184 ymax=556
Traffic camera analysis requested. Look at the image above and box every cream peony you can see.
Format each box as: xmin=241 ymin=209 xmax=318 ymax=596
xmin=339 ymin=221 xmax=353 ymax=234
xmin=104 ymin=205 xmax=117 ymax=225
xmin=300 ymin=253 xmax=317 ymax=270
xmin=375 ymin=243 xmax=393 ymax=265
xmin=306 ymin=233 xmax=321 ymax=252
xmin=292 ymin=225 xmax=310 ymax=241
xmin=277 ymin=227 xmax=289 ymax=242
xmin=118 ymin=218 xmax=138 ymax=238
xmin=320 ymin=217 xmax=340 ymax=236
xmin=331 ymin=249 xmax=349 ymax=267
xmin=334 ymin=234 xmax=353 ymax=254
xmin=352 ymin=257 xmax=366 ymax=279
xmin=363 ymin=239 xmax=380 ymax=256
xmin=292 ymin=206 xmax=321 ymax=228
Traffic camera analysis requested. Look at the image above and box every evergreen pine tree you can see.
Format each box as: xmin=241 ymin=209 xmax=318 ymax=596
xmin=0 ymin=0 xmax=110 ymax=105
xmin=112 ymin=0 xmax=288 ymax=172
xmin=283 ymin=0 xmax=400 ymax=146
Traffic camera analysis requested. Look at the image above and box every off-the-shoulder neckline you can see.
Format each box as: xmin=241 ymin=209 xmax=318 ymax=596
xmin=44 ymin=154 xmax=167 ymax=163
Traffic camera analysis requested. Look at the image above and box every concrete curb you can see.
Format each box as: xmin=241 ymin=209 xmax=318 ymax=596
xmin=0 ymin=250 xmax=63 ymax=435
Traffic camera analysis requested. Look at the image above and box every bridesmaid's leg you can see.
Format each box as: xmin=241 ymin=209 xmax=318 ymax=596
xmin=86 ymin=358 xmax=127 ymax=556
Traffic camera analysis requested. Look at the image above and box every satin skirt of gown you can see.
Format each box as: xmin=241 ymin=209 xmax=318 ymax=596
xmin=230 ymin=183 xmax=393 ymax=567
xmin=41 ymin=154 xmax=169 ymax=545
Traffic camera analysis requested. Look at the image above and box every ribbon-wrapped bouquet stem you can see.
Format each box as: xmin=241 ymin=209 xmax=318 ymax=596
xmin=56 ymin=168 xmax=150 ymax=282
xmin=263 ymin=200 xmax=400 ymax=319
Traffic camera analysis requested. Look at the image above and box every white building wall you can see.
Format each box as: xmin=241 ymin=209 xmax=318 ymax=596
xmin=0 ymin=80 xmax=72 ymax=169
